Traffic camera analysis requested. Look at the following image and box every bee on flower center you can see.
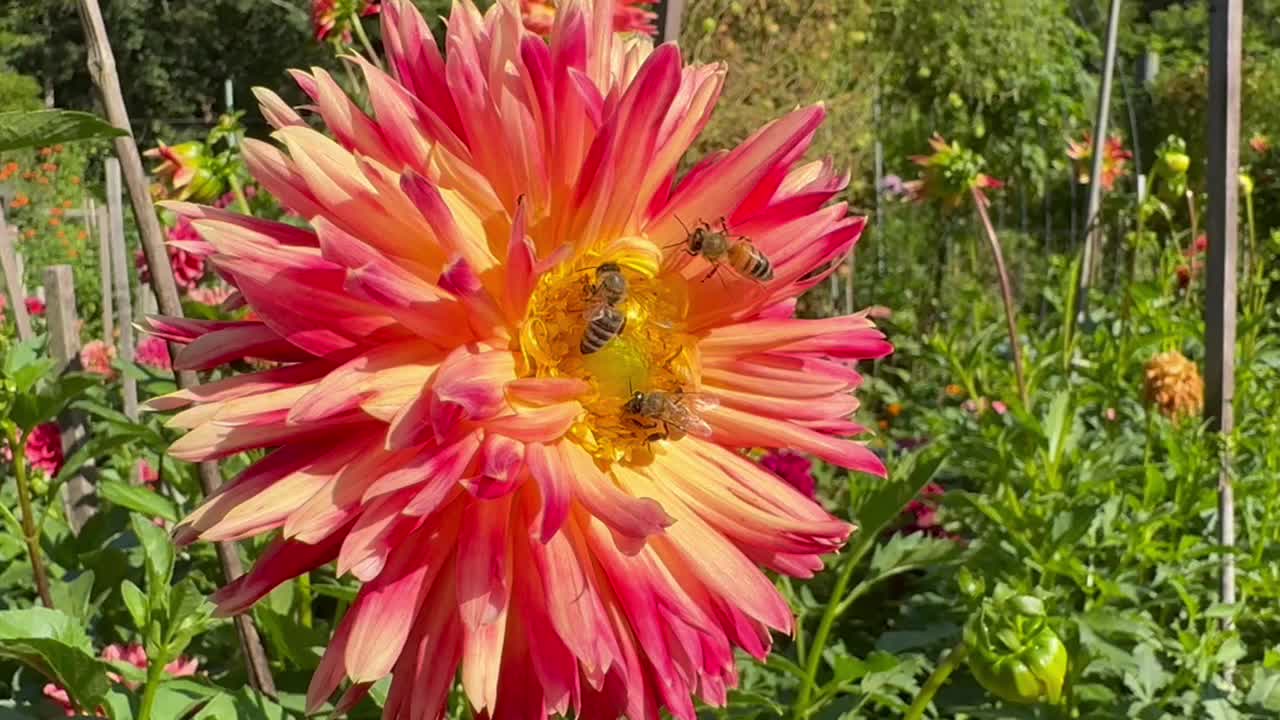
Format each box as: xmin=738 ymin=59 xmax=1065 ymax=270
xmin=673 ymin=217 xmax=774 ymax=282
xmin=579 ymin=262 xmax=629 ymax=355
xmin=622 ymin=389 xmax=717 ymax=441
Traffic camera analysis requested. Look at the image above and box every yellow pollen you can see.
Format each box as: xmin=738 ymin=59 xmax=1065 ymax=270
xmin=519 ymin=253 xmax=699 ymax=466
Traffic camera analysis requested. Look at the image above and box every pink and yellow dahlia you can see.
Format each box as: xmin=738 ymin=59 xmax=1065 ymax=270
xmin=904 ymin=133 xmax=1002 ymax=209
xmin=150 ymin=1 xmax=889 ymax=718
xmin=521 ymin=0 xmax=656 ymax=37
xmin=1066 ymin=132 xmax=1132 ymax=192
xmin=79 ymin=339 xmax=117 ymax=379
xmin=144 ymin=141 xmax=226 ymax=203
xmin=312 ymin=0 xmax=382 ymax=42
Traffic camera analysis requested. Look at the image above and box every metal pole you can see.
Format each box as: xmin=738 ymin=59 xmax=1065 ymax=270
xmin=1074 ymin=0 xmax=1122 ymax=326
xmin=224 ymin=78 xmax=237 ymax=148
xmin=1205 ymin=0 xmax=1241 ymax=619
xmin=655 ymin=0 xmax=684 ymax=45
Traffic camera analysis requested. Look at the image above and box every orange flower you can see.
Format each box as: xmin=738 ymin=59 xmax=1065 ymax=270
xmin=36 ymin=176 xmax=49 ymax=185
xmin=878 ymin=419 xmax=891 ymax=431
xmin=62 ymin=199 xmax=73 ymax=209
xmin=11 ymin=193 xmax=29 ymax=209
xmin=23 ymin=229 xmax=35 ymax=240
xmin=70 ymin=176 xmax=82 ymax=185
xmin=3 ymin=162 xmax=17 ymax=174
xmin=38 ymin=147 xmax=52 ymax=158
xmin=48 ymin=218 xmax=61 ymax=227
xmin=77 ymin=230 xmax=88 ymax=240
xmin=21 ymin=171 xmax=35 ymax=180
xmin=945 ymin=383 xmax=964 ymax=398
xmin=68 ymin=248 xmax=79 ymax=259
xmin=50 ymin=207 xmax=63 ymax=217
xmin=886 ymin=402 xmax=903 ymax=418
xmin=41 ymin=162 xmax=58 ymax=174
xmin=57 ymin=230 xmax=66 ymax=239
xmin=52 ymin=144 xmax=64 ymax=153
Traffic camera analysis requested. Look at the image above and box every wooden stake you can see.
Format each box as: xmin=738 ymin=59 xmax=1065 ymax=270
xmin=95 ymin=200 xmax=115 ymax=352
xmin=1074 ymin=0 xmax=1123 ymax=326
xmin=76 ymin=0 xmax=276 ymax=696
xmin=1205 ymin=0 xmax=1241 ymax=619
xmin=106 ymin=159 xmax=138 ymax=420
xmin=655 ymin=0 xmax=684 ymax=44
xmin=0 ymin=208 xmax=33 ymax=341
xmin=45 ymin=266 xmax=99 ymax=533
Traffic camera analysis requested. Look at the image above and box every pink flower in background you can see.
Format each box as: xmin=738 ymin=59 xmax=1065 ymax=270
xmin=759 ymin=449 xmax=817 ymax=499
xmin=520 ymin=0 xmax=656 ymax=36
xmin=991 ymin=400 xmax=1008 ymax=415
xmin=24 ymin=423 xmax=64 ymax=477
xmin=899 ymin=483 xmax=960 ymax=542
xmin=25 ymin=296 xmax=45 ymax=316
xmin=185 ymin=284 xmax=235 ymax=308
xmin=136 ymin=335 xmax=173 ymax=370
xmin=312 ymin=0 xmax=381 ymax=42
xmin=135 ymin=216 xmax=210 ymax=292
xmin=1104 ymin=407 xmax=1117 ymax=422
xmin=79 ymin=340 xmax=117 ymax=379
xmin=0 ymin=293 xmax=7 ymax=315
xmin=139 ymin=460 xmax=160 ymax=485
xmin=44 ymin=644 xmax=198 ymax=715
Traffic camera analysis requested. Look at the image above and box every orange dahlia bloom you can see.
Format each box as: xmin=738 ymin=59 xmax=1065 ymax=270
xmin=521 ymin=0 xmax=655 ymax=36
xmin=150 ymin=1 xmax=889 ymax=718
xmin=1066 ymin=133 xmax=1132 ymax=192
xmin=1143 ymin=350 xmax=1203 ymax=421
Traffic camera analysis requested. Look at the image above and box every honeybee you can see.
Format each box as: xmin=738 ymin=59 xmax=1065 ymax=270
xmin=580 ymin=263 xmax=629 ymax=355
xmin=673 ymin=218 xmax=774 ymax=282
xmin=623 ymin=390 xmax=718 ymax=440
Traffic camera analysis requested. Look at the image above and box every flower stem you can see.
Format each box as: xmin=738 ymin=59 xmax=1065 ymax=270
xmin=136 ymin=654 xmax=167 ymax=720
xmin=903 ymin=642 xmax=968 ymax=720
xmin=792 ymin=548 xmax=863 ymax=718
xmin=227 ymin=174 xmax=252 ymax=215
xmin=298 ymin=572 xmax=313 ymax=628
xmin=6 ymin=424 xmax=54 ymax=608
xmin=351 ymin=10 xmax=384 ymax=71
xmin=973 ymin=189 xmax=1030 ymax=408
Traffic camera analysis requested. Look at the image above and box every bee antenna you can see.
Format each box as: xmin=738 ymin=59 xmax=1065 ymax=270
xmin=673 ymin=214 xmax=691 ymax=234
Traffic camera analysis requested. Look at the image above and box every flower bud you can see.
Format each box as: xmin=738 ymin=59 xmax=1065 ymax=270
xmin=964 ymin=588 xmax=1068 ymax=705
xmin=1239 ymin=173 xmax=1254 ymax=196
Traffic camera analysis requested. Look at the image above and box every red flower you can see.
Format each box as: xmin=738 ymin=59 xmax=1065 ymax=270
xmin=759 ymin=449 xmax=817 ymax=499
xmin=312 ymin=0 xmax=381 ymax=42
xmin=136 ymin=217 xmax=209 ymax=292
xmin=24 ymin=296 xmax=45 ymax=316
xmin=1066 ymin=133 xmax=1132 ymax=192
xmin=4 ymin=422 xmax=66 ymax=477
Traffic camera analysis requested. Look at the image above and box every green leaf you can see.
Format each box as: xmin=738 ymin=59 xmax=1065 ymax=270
xmin=0 ymin=110 xmax=127 ymax=152
xmin=101 ymin=480 xmax=178 ymax=522
xmin=1247 ymin=667 xmax=1280 ymax=711
xmin=50 ymin=570 xmax=96 ymax=624
xmin=131 ymin=514 xmax=175 ymax=602
xmin=0 ymin=607 xmax=112 ymax=711
xmin=191 ymin=687 xmax=287 ymax=720
xmin=120 ymin=579 xmax=149 ymax=631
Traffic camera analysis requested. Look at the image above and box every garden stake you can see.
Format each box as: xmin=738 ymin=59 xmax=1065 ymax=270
xmin=76 ymin=0 xmax=278 ymax=697
xmin=0 ymin=208 xmax=33 ymax=341
xmin=1205 ymin=0 xmax=1242 ymax=633
xmin=1074 ymin=0 xmax=1122 ymax=326
xmin=655 ymin=0 xmax=685 ymax=44
xmin=973 ymin=188 xmax=1030 ymax=408
xmin=46 ymin=265 xmax=98 ymax=533
xmin=105 ymin=160 xmax=138 ymax=420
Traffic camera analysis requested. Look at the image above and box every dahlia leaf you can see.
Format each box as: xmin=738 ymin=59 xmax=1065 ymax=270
xmin=48 ymin=570 xmax=96 ymax=625
xmin=0 ymin=110 xmax=127 ymax=152
xmin=0 ymin=607 xmax=112 ymax=712
xmin=131 ymin=513 xmax=176 ymax=605
xmin=101 ymin=479 xmax=179 ymax=523
xmin=121 ymin=579 xmax=150 ymax=631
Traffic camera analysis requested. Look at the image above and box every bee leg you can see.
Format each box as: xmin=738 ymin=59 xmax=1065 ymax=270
xmin=702 ymin=264 xmax=720 ymax=282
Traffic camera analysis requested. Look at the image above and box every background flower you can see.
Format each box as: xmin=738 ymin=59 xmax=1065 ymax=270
xmin=79 ymin=339 xmax=117 ymax=379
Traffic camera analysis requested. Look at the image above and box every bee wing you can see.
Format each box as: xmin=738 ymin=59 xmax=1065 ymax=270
xmin=667 ymin=394 xmax=716 ymax=438
xmin=583 ymin=295 xmax=610 ymax=321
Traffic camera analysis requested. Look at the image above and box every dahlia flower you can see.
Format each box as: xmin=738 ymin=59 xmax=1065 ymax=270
xmin=521 ymin=0 xmax=655 ymax=36
xmin=313 ymin=0 xmax=381 ymax=42
xmin=904 ymin=133 xmax=1002 ymax=209
xmin=79 ymin=339 xmax=117 ymax=379
xmin=1143 ymin=350 xmax=1203 ymax=421
xmin=149 ymin=1 xmax=890 ymax=717
xmin=758 ymin=449 xmax=816 ymax=499
xmin=1066 ymin=133 xmax=1132 ymax=192
xmin=137 ymin=217 xmax=208 ymax=292
xmin=25 ymin=296 xmax=45 ymax=316
xmin=25 ymin=422 xmax=63 ymax=477
xmin=136 ymin=335 xmax=174 ymax=370
xmin=144 ymin=141 xmax=226 ymax=203
xmin=43 ymin=644 xmax=197 ymax=717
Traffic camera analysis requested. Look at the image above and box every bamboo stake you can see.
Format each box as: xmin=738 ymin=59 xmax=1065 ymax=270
xmin=1205 ymin=0 xmax=1241 ymax=625
xmin=94 ymin=200 xmax=114 ymax=348
xmin=76 ymin=0 xmax=276 ymax=696
xmin=1074 ymin=0 xmax=1122 ymax=326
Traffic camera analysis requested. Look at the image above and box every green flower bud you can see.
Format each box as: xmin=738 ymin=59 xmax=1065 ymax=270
xmin=964 ymin=588 xmax=1068 ymax=705
xmin=30 ymin=473 xmax=49 ymax=496
xmin=1239 ymin=173 xmax=1254 ymax=196
xmin=1162 ymin=152 xmax=1190 ymax=175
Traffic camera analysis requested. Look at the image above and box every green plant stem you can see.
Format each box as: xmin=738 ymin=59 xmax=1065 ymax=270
xmin=350 ymin=11 xmax=384 ymax=71
xmin=6 ymin=424 xmax=53 ymax=608
xmin=135 ymin=655 xmax=167 ymax=720
xmin=973 ymin=188 xmax=1031 ymax=409
xmin=227 ymin=174 xmax=252 ymax=215
xmin=792 ymin=549 xmax=863 ymax=718
xmin=903 ymin=643 xmax=968 ymax=720
xmin=298 ymin=572 xmax=313 ymax=628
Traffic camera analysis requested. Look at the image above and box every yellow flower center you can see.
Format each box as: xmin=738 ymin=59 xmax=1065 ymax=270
xmin=519 ymin=250 xmax=700 ymax=466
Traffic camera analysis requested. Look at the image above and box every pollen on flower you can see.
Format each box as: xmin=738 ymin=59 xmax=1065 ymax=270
xmin=519 ymin=247 xmax=699 ymax=466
